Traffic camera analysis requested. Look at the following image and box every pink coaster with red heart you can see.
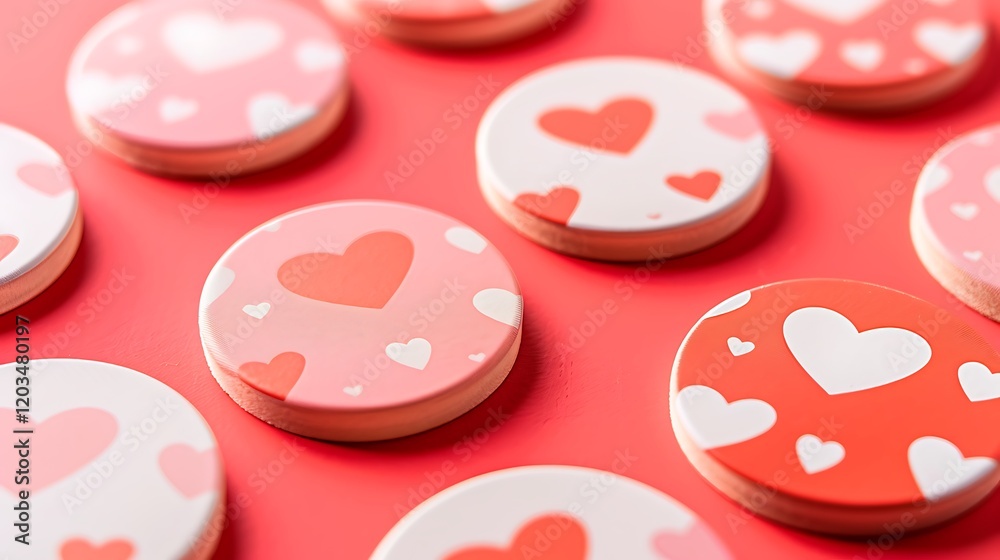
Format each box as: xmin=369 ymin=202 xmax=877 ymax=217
xmin=198 ymin=201 xmax=523 ymax=441
xmin=476 ymin=57 xmax=771 ymax=261
xmin=371 ymin=466 xmax=733 ymax=560
xmin=0 ymin=359 xmax=223 ymax=560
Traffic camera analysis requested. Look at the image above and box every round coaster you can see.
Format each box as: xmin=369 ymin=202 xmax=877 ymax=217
xmin=0 ymin=124 xmax=82 ymax=315
xmin=0 ymin=359 xmax=224 ymax=560
xmin=67 ymin=0 xmax=349 ymax=177
xmin=912 ymin=123 xmax=1000 ymax=322
xmin=670 ymin=279 xmax=1000 ymax=535
xmin=476 ymin=57 xmax=770 ymax=261
xmin=199 ymin=201 xmax=523 ymax=441
xmin=371 ymin=465 xmax=733 ymax=559
xmin=323 ymin=0 xmax=568 ymax=47
xmin=706 ymin=0 xmax=987 ymax=110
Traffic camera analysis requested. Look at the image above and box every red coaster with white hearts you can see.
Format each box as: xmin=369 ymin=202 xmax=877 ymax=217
xmin=476 ymin=57 xmax=770 ymax=261
xmin=0 ymin=124 xmax=82 ymax=315
xmin=671 ymin=279 xmax=1000 ymax=535
xmin=371 ymin=465 xmax=733 ymax=560
xmin=66 ymin=0 xmax=349 ymax=177
xmin=0 ymin=359 xmax=224 ymax=560
xmin=323 ymin=0 xmax=569 ymax=47
xmin=198 ymin=201 xmax=523 ymax=441
xmin=706 ymin=0 xmax=987 ymax=110
xmin=912 ymin=123 xmax=1000 ymax=322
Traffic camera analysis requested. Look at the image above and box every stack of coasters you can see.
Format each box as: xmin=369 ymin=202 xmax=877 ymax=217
xmin=911 ymin=123 xmax=1000 ymax=322
xmin=706 ymin=0 xmax=987 ymax=110
xmin=476 ymin=57 xmax=770 ymax=261
xmin=199 ymin=201 xmax=523 ymax=441
xmin=0 ymin=125 xmax=82 ymax=315
xmin=671 ymin=279 xmax=1000 ymax=535
xmin=67 ymin=0 xmax=349 ymax=177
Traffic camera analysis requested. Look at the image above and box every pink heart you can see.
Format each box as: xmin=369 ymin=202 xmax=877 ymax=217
xmin=0 ymin=235 xmax=18 ymax=263
xmin=652 ymin=524 xmax=733 ymax=560
xmin=704 ymin=109 xmax=761 ymax=140
xmin=17 ymin=163 xmax=73 ymax=196
xmin=159 ymin=444 xmax=219 ymax=498
xmin=1 ymin=408 xmax=117 ymax=494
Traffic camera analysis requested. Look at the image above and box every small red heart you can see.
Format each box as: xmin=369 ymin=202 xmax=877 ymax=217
xmin=704 ymin=109 xmax=761 ymax=140
xmin=514 ymin=187 xmax=581 ymax=226
xmin=0 ymin=235 xmax=18 ymax=263
xmin=278 ymin=231 xmax=413 ymax=309
xmin=18 ymin=163 xmax=73 ymax=197
xmin=159 ymin=444 xmax=218 ymax=498
xmin=238 ymin=352 xmax=306 ymax=401
xmin=60 ymin=538 xmax=134 ymax=560
xmin=539 ymin=98 xmax=654 ymax=155
xmin=666 ymin=171 xmax=722 ymax=201
xmin=446 ymin=514 xmax=588 ymax=560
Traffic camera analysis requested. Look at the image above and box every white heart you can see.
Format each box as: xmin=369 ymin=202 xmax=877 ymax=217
xmin=473 ymin=288 xmax=522 ymax=328
xmin=950 ymin=202 xmax=979 ymax=221
xmin=248 ymin=93 xmax=316 ymax=140
xmin=445 ymin=227 xmax=488 ymax=254
xmin=295 ymin=40 xmax=345 ymax=73
xmin=469 ymin=353 xmax=486 ymax=362
xmin=675 ymin=385 xmax=777 ymax=450
xmin=201 ymin=266 xmax=235 ymax=308
xmin=908 ymin=436 xmax=997 ymax=501
xmin=728 ymin=337 xmax=755 ymax=357
xmin=783 ymin=0 xmax=885 ymax=24
xmin=242 ymin=302 xmax=271 ymax=320
xmin=918 ymin=163 xmax=952 ymax=196
xmin=796 ymin=435 xmax=846 ymax=474
xmin=784 ymin=307 xmax=932 ymax=395
xmin=840 ymin=39 xmax=885 ymax=72
xmin=68 ymin=71 xmax=147 ymax=115
xmin=115 ymin=35 xmax=143 ymax=55
xmin=159 ymin=96 xmax=199 ymax=124
xmin=984 ymin=166 xmax=1000 ymax=204
xmin=343 ymin=385 xmax=363 ymax=397
xmin=737 ymin=31 xmax=822 ymax=79
xmin=162 ymin=11 xmax=284 ymax=74
xmin=963 ymin=250 xmax=983 ymax=262
xmin=703 ymin=291 xmax=751 ymax=320
xmin=480 ymin=0 xmax=536 ymax=13
xmin=958 ymin=362 xmax=1000 ymax=402
xmin=386 ymin=338 xmax=432 ymax=370
xmin=914 ymin=20 xmax=985 ymax=66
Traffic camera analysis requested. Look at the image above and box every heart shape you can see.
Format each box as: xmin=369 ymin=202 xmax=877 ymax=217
xmin=343 ymin=384 xmax=363 ymax=397
xmin=783 ymin=307 xmax=932 ymax=395
xmin=473 ymin=288 xmax=522 ymax=328
xmin=295 ymin=40 xmax=345 ymax=73
xmin=68 ymin=71 xmax=146 ymax=115
xmin=159 ymin=96 xmax=199 ymax=124
xmin=737 ymin=31 xmax=821 ymax=79
xmin=914 ymin=21 xmax=985 ymax=65
xmin=237 ymin=352 xmax=306 ymax=401
xmin=514 ymin=187 xmax=580 ymax=226
xmin=727 ymin=337 xmax=754 ymax=356
xmin=385 ymin=338 xmax=432 ymax=370
xmin=667 ymin=171 xmax=722 ymax=201
xmin=908 ymin=436 xmax=997 ymax=501
xmin=248 ymin=93 xmax=317 ymax=140
xmin=445 ymin=514 xmax=588 ymax=560
xmin=795 ymin=434 xmax=846 ymax=474
xmin=950 ymin=202 xmax=979 ymax=221
xmin=60 ymin=538 xmax=134 ymax=560
xmin=469 ymin=353 xmax=486 ymax=362
xmin=0 ymin=235 xmax=18 ymax=263
xmin=783 ymin=0 xmax=885 ymax=24
xmin=278 ymin=231 xmax=413 ymax=309
xmin=1 ymin=408 xmax=117 ymax=494
xmin=158 ymin=444 xmax=218 ymax=498
xmin=446 ymin=226 xmax=488 ymax=254
xmin=963 ymin=250 xmax=984 ymax=262
xmin=242 ymin=302 xmax=271 ymax=319
xmin=17 ymin=163 xmax=73 ymax=197
xmin=958 ymin=362 xmax=1000 ymax=402
xmin=162 ymin=12 xmax=284 ymax=74
xmin=985 ymin=166 xmax=1000 ymax=204
xmin=675 ymin=385 xmax=776 ymax=450
xmin=538 ymin=98 xmax=653 ymax=155
xmin=840 ymin=39 xmax=885 ymax=72
xmin=704 ymin=109 xmax=760 ymax=140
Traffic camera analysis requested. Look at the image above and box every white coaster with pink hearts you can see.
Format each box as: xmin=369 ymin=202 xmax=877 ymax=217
xmin=0 ymin=359 xmax=224 ymax=560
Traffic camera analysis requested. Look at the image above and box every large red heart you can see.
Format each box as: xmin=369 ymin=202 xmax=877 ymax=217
xmin=539 ymin=98 xmax=654 ymax=155
xmin=238 ymin=352 xmax=306 ymax=401
xmin=278 ymin=231 xmax=413 ymax=309
xmin=514 ymin=187 xmax=581 ymax=226
xmin=445 ymin=514 xmax=588 ymax=560
xmin=666 ymin=171 xmax=722 ymax=201
xmin=1 ymin=408 xmax=117 ymax=494
xmin=18 ymin=163 xmax=73 ymax=196
xmin=159 ymin=444 xmax=218 ymax=498
xmin=60 ymin=538 xmax=134 ymax=560
xmin=0 ymin=235 xmax=18 ymax=263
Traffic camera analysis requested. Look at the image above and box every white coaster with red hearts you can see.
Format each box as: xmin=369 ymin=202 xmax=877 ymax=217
xmin=371 ymin=465 xmax=733 ymax=560
xmin=476 ymin=57 xmax=770 ymax=261
xmin=671 ymin=279 xmax=1000 ymax=535
xmin=0 ymin=124 xmax=82 ymax=315
xmin=0 ymin=359 xmax=224 ymax=560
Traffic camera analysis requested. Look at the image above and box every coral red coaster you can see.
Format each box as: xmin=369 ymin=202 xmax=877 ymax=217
xmin=912 ymin=123 xmax=1000 ymax=322
xmin=371 ymin=466 xmax=733 ymax=560
xmin=323 ymin=0 xmax=568 ymax=47
xmin=707 ymin=0 xmax=987 ymax=110
xmin=199 ymin=201 xmax=523 ymax=441
xmin=671 ymin=279 xmax=1000 ymax=535
xmin=0 ymin=359 xmax=224 ymax=560
xmin=477 ymin=57 xmax=770 ymax=261
xmin=67 ymin=0 xmax=348 ymax=177
xmin=0 ymin=124 xmax=82 ymax=315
